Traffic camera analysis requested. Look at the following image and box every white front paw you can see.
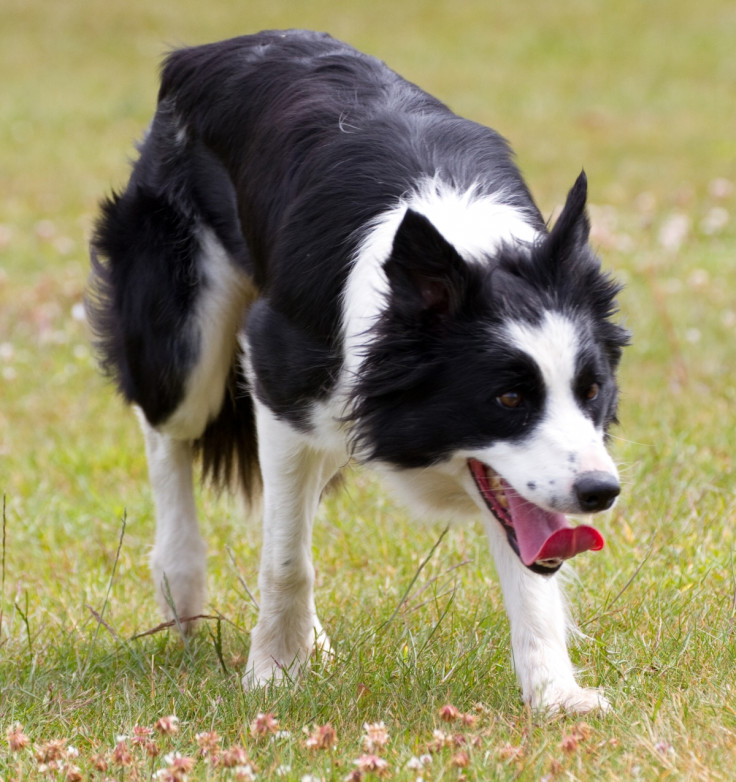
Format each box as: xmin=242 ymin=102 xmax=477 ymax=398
xmin=242 ymin=619 xmax=332 ymax=691
xmin=242 ymin=652 xmax=292 ymax=691
xmin=529 ymin=682 xmax=611 ymax=714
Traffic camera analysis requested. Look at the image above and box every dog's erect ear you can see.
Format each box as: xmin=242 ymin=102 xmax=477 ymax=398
xmin=546 ymin=170 xmax=591 ymax=259
xmin=384 ymin=209 xmax=469 ymax=319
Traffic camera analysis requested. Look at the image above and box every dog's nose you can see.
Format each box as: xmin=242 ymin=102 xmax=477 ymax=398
xmin=573 ymin=471 xmax=620 ymax=512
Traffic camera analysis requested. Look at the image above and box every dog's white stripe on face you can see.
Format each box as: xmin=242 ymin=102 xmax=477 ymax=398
xmin=505 ymin=312 xmax=581 ymax=402
xmin=476 ymin=311 xmax=618 ymax=513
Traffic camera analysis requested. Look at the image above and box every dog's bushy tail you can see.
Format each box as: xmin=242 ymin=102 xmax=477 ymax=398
xmin=194 ymin=351 xmax=262 ymax=505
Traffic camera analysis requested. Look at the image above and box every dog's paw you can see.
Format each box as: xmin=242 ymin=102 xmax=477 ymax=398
xmin=242 ymin=621 xmax=333 ymax=691
xmin=151 ymin=546 xmax=207 ymax=634
xmin=242 ymin=645 xmax=312 ymax=691
xmin=531 ymin=684 xmax=610 ymax=715
xmin=241 ymin=656 xmax=291 ymax=691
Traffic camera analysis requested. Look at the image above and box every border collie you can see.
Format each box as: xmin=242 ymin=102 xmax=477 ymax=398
xmin=88 ymin=30 xmax=629 ymax=713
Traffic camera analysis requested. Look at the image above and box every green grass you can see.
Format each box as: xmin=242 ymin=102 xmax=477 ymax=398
xmin=1 ymin=0 xmax=736 ymax=778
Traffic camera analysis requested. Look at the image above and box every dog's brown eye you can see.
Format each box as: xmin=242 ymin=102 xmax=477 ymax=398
xmin=585 ymin=383 xmax=600 ymax=401
xmin=497 ymin=391 xmax=523 ymax=409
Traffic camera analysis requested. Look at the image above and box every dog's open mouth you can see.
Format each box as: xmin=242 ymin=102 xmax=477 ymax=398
xmin=468 ymin=458 xmax=604 ymax=576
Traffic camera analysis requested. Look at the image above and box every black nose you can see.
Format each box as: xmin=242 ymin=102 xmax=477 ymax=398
xmin=573 ymin=471 xmax=620 ymax=512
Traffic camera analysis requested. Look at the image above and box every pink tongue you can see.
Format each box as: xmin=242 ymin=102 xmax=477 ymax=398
xmin=505 ymin=485 xmax=605 ymax=566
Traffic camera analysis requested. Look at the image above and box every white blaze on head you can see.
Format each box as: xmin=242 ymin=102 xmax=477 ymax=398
xmin=506 ymin=312 xmax=580 ymax=395
xmin=479 ymin=311 xmax=618 ymax=512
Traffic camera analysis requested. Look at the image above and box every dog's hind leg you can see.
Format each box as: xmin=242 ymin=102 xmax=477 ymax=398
xmin=91 ymin=221 xmax=252 ymax=630
xmin=483 ymin=519 xmax=610 ymax=713
xmin=88 ymin=120 xmax=258 ymax=631
xmin=243 ymin=400 xmax=341 ymax=689
xmin=140 ymin=232 xmax=254 ymax=631
xmin=138 ymin=416 xmax=206 ymax=632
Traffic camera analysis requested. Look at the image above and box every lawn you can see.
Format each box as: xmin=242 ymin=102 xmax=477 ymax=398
xmin=1 ymin=0 xmax=735 ymax=779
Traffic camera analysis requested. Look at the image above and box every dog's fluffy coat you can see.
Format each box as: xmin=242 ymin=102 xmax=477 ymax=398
xmin=89 ymin=30 xmax=629 ymax=712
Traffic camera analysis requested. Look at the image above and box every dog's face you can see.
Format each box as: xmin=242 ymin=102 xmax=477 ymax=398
xmin=352 ymin=173 xmax=629 ymax=573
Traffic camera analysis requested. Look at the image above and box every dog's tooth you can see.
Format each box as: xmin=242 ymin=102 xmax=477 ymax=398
xmin=498 ymin=492 xmax=509 ymax=509
xmin=490 ymin=475 xmax=502 ymax=491
xmin=536 ymin=558 xmax=562 ymax=569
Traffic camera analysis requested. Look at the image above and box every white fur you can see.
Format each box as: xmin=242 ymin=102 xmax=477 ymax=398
xmin=474 ymin=312 xmax=618 ymax=512
xmin=243 ymin=399 xmax=341 ymax=687
xmin=480 ymin=503 xmax=609 ymax=712
xmin=341 ymin=180 xmax=539 ymax=395
xmin=407 ymin=177 xmax=539 ymax=261
xmin=161 ymin=227 xmax=254 ymax=440
xmin=139 ymin=411 xmax=207 ymax=631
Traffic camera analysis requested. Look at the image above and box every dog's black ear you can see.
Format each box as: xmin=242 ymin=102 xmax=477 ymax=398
xmin=384 ymin=209 xmax=469 ymax=319
xmin=546 ymin=170 xmax=591 ymax=258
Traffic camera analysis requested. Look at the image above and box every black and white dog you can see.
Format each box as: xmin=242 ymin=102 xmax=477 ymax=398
xmin=89 ymin=30 xmax=629 ymax=712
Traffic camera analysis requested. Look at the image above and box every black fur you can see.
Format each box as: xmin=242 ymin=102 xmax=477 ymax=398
xmin=87 ymin=30 xmax=628 ymax=488
xmin=351 ymin=173 xmax=628 ymax=468
xmin=88 ymin=32 xmax=631 ymax=706
xmin=193 ymin=353 xmax=261 ymax=497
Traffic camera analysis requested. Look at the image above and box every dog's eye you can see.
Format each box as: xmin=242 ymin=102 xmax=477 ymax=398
xmin=585 ymin=383 xmax=600 ymax=401
xmin=497 ymin=391 xmax=523 ymax=409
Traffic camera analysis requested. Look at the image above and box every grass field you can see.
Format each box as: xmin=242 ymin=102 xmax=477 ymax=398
xmin=1 ymin=0 xmax=735 ymax=778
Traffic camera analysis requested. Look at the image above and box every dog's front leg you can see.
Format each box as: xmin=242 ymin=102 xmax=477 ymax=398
xmin=243 ymin=402 xmax=338 ymax=689
xmin=483 ymin=518 xmax=609 ymax=713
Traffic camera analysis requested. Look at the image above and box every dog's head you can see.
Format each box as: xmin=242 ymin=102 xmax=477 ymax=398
xmin=352 ymin=172 xmax=630 ymax=574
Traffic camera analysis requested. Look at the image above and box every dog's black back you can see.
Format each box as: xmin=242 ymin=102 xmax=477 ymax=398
xmin=91 ymin=33 xmax=540 ymax=408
